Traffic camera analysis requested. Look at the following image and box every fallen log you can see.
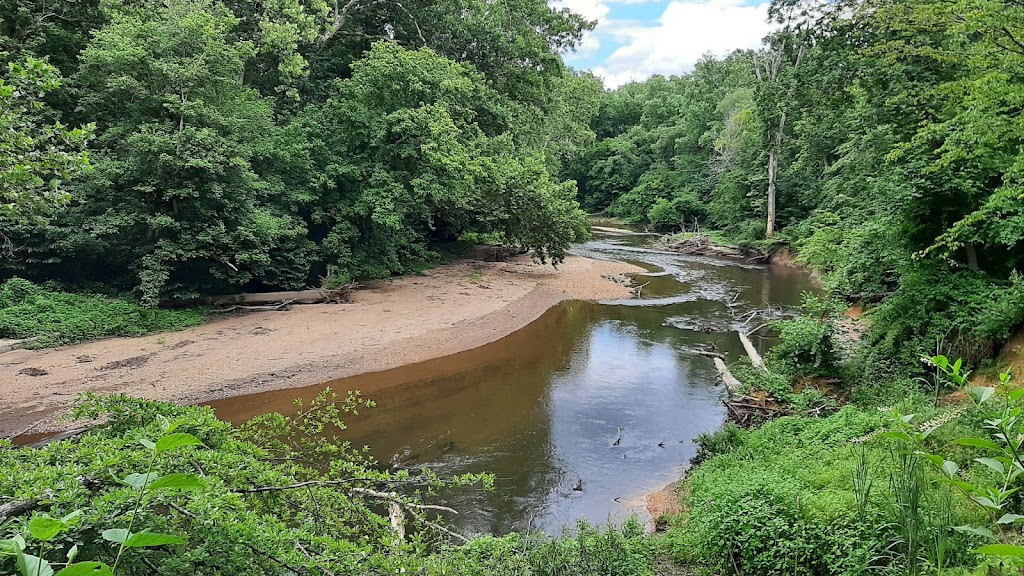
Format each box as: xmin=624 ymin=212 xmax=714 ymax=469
xmin=208 ymin=286 xmax=354 ymax=306
xmin=209 ymin=300 xmax=296 ymax=314
xmin=737 ymin=331 xmax=767 ymax=371
xmin=713 ymin=357 xmax=742 ymax=397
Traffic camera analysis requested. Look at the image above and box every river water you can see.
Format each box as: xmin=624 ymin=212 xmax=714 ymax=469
xmin=206 ymin=233 xmax=817 ymax=536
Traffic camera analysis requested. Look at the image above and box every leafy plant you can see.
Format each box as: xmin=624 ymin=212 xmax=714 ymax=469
xmin=0 ymin=278 xmax=205 ymax=347
xmin=880 ymin=355 xmax=1024 ymax=565
xmin=0 ymin=416 xmax=205 ymax=575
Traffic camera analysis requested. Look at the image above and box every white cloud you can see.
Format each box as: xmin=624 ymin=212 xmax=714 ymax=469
xmin=550 ymin=0 xmax=611 ymax=22
xmin=551 ymin=0 xmax=612 ymax=62
xmin=588 ymin=0 xmax=772 ymax=88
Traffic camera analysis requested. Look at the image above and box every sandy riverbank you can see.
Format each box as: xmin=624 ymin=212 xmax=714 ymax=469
xmin=0 ymin=254 xmax=643 ymax=438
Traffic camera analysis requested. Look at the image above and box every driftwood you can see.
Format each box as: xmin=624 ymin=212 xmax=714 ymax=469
xmin=0 ymin=497 xmax=43 ymax=521
xmin=1 ymin=475 xmax=101 ymax=521
xmin=201 ymin=284 xmax=357 ymax=312
xmin=696 ymin=350 xmax=726 ymax=360
xmin=209 ymin=300 xmax=296 ymax=314
xmin=713 ymin=357 xmax=742 ymax=397
xmin=737 ymin=331 xmax=767 ymax=371
xmin=237 ymin=481 xmax=466 ymax=544
xmin=658 ymin=233 xmax=744 ymax=258
xmin=591 ymin=226 xmax=660 ymax=237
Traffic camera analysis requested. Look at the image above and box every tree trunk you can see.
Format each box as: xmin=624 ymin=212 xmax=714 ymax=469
xmin=766 ymin=148 xmax=778 ymax=238
xmin=965 ymin=243 xmax=979 ymax=270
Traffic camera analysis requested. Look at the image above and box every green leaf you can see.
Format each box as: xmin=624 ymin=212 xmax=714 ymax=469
xmin=154 ymin=433 xmax=203 ymax=453
xmin=123 ymin=532 xmax=185 ymax=548
xmin=975 ymin=457 xmax=1005 ymax=475
xmin=121 ymin=472 xmax=158 ymax=488
xmin=60 ymin=510 xmax=82 ymax=525
xmin=160 ymin=416 xmax=187 ymax=434
xmin=16 ymin=553 xmax=54 ymax=576
xmin=997 ymin=513 xmax=1024 ymax=524
xmin=100 ymin=529 xmax=128 ymax=544
xmin=972 ymin=495 xmax=999 ymax=510
xmin=55 ymin=563 xmax=113 ymax=576
xmin=138 ymin=438 xmax=155 ymax=450
xmin=941 ymin=459 xmax=960 ymax=478
xmin=148 ymin=473 xmax=204 ymax=491
xmin=956 ymin=437 xmax=1002 ymax=451
xmin=66 ymin=544 xmax=78 ymax=563
xmin=953 ymin=525 xmax=998 ymax=540
xmin=969 ymin=387 xmax=996 ymax=404
xmin=28 ymin=517 xmax=65 ymax=542
xmin=976 ymin=544 xmax=1024 ymax=558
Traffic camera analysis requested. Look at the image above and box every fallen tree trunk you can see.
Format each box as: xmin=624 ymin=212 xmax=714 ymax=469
xmin=713 ymin=357 xmax=742 ymax=397
xmin=737 ymin=331 xmax=767 ymax=371
xmin=208 ymin=286 xmax=354 ymax=306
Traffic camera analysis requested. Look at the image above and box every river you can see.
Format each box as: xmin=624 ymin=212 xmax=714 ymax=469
xmin=206 ymin=232 xmax=817 ymax=536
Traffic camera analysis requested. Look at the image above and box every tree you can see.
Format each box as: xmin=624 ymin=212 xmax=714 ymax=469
xmin=0 ymin=55 xmax=92 ymax=243
xmin=752 ymin=16 xmax=809 ymax=238
xmin=303 ymin=43 xmax=588 ymax=280
xmin=71 ymin=0 xmax=310 ymax=303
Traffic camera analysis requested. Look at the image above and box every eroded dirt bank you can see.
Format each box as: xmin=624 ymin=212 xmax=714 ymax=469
xmin=0 ymin=254 xmax=642 ymax=437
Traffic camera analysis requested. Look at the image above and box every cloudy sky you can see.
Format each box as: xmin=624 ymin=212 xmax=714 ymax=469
xmin=551 ymin=0 xmax=772 ymax=88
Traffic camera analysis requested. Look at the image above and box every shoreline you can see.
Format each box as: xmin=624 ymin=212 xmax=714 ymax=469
xmin=0 ymin=254 xmax=643 ymax=438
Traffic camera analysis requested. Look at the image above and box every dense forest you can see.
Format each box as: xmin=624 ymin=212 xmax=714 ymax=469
xmin=4 ymin=0 xmax=1024 ymax=574
xmin=573 ymin=0 xmax=1024 ymax=375
xmin=0 ymin=0 xmax=595 ymax=306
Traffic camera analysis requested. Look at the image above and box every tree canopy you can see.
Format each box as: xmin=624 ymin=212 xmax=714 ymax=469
xmin=0 ymin=0 xmax=594 ymax=302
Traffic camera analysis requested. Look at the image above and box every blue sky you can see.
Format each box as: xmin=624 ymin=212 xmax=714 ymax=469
xmin=550 ymin=0 xmax=773 ymax=87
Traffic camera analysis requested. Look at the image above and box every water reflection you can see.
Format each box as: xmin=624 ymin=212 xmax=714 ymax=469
xmin=207 ymin=236 xmax=818 ymax=535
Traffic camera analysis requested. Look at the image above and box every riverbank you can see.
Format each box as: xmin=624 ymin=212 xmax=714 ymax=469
xmin=0 ymin=254 xmax=643 ymax=438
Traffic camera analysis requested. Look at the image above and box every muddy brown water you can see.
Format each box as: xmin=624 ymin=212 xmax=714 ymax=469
xmin=206 ymin=235 xmax=818 ymax=536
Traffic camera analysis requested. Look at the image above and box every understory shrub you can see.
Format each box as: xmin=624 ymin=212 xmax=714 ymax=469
xmin=0 ymin=278 xmax=205 ymax=347
xmin=868 ymin=265 xmax=1024 ymax=368
xmin=770 ymin=295 xmax=844 ymax=377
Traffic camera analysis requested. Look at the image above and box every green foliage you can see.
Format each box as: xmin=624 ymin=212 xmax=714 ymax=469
xmin=669 ymin=408 xmax=895 ymax=576
xmin=881 ymin=357 xmax=1024 ymax=566
xmin=868 ymin=265 xmax=1024 ymax=367
xmin=0 ymin=0 xmax=595 ymax=305
xmin=0 ymin=54 xmax=92 ymax=229
xmin=0 ymin=393 xmax=659 ymax=575
xmin=769 ymin=294 xmax=843 ymax=377
xmin=0 ymin=278 xmax=204 ymax=347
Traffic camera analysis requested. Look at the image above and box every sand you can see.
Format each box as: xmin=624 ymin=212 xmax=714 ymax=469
xmin=0 ymin=254 xmax=643 ymax=438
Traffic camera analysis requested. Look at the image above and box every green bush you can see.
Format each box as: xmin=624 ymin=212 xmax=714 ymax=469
xmin=647 ymin=193 xmax=706 ymax=232
xmin=669 ymin=399 xmax=999 ymax=575
xmin=0 ymin=278 xmax=205 ymax=347
xmin=868 ymin=265 xmax=1024 ymax=368
xmin=770 ymin=295 xmax=844 ymax=377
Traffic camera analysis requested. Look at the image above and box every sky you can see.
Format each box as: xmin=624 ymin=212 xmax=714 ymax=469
xmin=550 ymin=0 xmax=773 ymax=88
